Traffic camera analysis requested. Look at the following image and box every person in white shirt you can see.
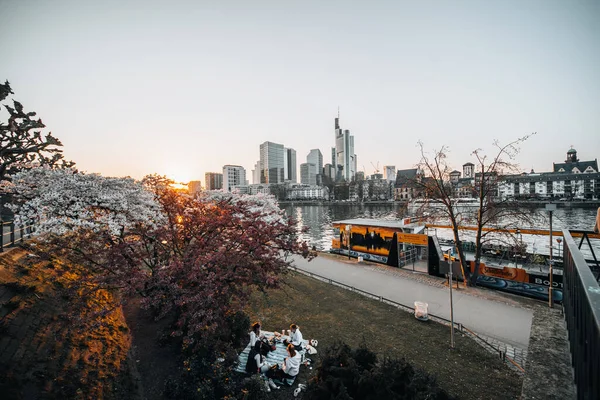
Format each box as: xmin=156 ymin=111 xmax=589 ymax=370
xmin=284 ymin=324 xmax=304 ymax=351
xmin=282 ymin=344 xmax=302 ymax=377
xmin=248 ymin=321 xmax=263 ymax=348
xmin=266 ymin=344 xmax=301 ymax=388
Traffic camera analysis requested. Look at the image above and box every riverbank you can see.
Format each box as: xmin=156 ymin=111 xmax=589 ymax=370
xmin=279 ymin=199 xmax=600 ymax=208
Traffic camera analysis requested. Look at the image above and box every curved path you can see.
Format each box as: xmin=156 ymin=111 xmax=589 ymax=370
xmin=290 ymin=254 xmax=533 ymax=350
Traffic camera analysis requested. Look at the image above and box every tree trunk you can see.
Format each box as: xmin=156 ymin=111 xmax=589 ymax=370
xmin=450 ymin=216 xmax=471 ymax=286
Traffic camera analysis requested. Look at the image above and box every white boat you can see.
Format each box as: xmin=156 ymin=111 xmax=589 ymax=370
xmin=452 ymin=198 xmax=481 ymax=208
xmin=409 ymin=197 xmax=481 ymax=209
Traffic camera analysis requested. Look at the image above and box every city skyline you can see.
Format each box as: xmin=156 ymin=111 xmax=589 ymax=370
xmin=1 ymin=1 xmax=599 ymax=183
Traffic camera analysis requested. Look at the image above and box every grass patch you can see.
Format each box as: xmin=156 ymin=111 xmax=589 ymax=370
xmin=247 ymin=271 xmax=522 ymax=400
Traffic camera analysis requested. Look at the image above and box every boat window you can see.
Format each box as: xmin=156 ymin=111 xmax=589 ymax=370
xmin=333 ymin=227 xmax=340 ymax=236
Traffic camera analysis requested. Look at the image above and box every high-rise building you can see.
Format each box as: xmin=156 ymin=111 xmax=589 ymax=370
xmin=307 ymin=149 xmax=323 ymax=185
xmin=259 ymin=141 xmax=285 ymax=184
xmin=323 ymin=163 xmax=335 ymax=182
xmin=300 ymin=163 xmax=317 ymax=185
xmin=204 ymin=172 xmax=223 ymax=190
xmin=333 ymin=115 xmax=357 ymax=182
xmin=188 ymin=180 xmax=203 ymax=194
xmin=222 ymin=165 xmax=246 ymax=192
xmin=284 ymin=148 xmax=297 ymax=183
xmin=384 ymin=166 xmax=396 ymax=182
xmin=252 ymin=161 xmax=261 ymax=184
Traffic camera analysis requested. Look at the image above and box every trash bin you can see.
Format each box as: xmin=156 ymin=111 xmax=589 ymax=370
xmin=414 ymin=301 xmax=429 ymax=321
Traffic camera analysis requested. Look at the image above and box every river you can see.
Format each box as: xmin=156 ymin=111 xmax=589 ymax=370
xmin=282 ymin=202 xmax=599 ymax=256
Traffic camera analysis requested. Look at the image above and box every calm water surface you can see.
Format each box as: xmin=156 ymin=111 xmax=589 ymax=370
xmin=282 ymin=203 xmax=599 ymax=256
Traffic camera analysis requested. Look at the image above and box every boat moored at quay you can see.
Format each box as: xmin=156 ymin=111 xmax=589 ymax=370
xmin=328 ymin=218 xmax=600 ymax=302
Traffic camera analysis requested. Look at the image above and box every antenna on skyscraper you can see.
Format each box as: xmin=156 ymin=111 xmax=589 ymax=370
xmin=337 ymin=106 xmax=340 ymax=119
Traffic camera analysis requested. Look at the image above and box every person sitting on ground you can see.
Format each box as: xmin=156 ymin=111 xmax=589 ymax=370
xmin=245 ymin=340 xmax=270 ymax=375
xmin=284 ymin=323 xmax=304 ymax=351
xmin=249 ymin=321 xmax=263 ymax=348
xmin=266 ymin=344 xmax=301 ymax=388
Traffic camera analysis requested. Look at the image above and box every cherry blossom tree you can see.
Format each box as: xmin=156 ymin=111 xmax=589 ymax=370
xmin=141 ymin=178 xmax=314 ymax=348
xmin=6 ymin=167 xmax=166 ymax=300
xmin=8 ymin=167 xmax=314 ymax=349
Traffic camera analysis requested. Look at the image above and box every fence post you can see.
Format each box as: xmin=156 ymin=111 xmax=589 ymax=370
xmin=0 ymin=221 xmax=4 ymax=252
xmin=10 ymin=222 xmax=15 ymax=246
xmin=19 ymin=225 xmax=24 ymax=243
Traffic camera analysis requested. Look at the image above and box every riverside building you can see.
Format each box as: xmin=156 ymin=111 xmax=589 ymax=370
xmin=497 ymin=148 xmax=599 ymax=200
xmin=222 ymin=165 xmax=246 ymax=192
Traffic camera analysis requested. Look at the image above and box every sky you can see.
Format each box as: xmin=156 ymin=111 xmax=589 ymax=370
xmin=1 ymin=0 xmax=599 ymax=184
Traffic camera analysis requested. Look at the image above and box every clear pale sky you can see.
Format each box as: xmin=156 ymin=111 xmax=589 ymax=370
xmin=1 ymin=0 xmax=599 ymax=183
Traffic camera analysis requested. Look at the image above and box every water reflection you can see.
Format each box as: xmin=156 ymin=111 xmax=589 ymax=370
xmin=283 ymin=203 xmax=599 ymax=256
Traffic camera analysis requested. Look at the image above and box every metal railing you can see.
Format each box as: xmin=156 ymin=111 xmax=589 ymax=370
xmin=569 ymin=229 xmax=600 ymax=282
xmin=1 ymin=219 xmax=37 ymax=252
xmin=287 ymin=263 xmax=525 ymax=372
xmin=562 ymin=229 xmax=600 ymax=400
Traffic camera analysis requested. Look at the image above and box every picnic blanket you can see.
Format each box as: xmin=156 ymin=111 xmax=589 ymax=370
xmin=234 ymin=330 xmax=309 ymax=374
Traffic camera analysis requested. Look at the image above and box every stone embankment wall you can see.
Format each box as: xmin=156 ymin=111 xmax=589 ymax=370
xmin=521 ymin=305 xmax=576 ymax=399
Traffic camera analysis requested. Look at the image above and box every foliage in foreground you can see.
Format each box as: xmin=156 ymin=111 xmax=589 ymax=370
xmin=305 ymin=341 xmax=455 ymax=400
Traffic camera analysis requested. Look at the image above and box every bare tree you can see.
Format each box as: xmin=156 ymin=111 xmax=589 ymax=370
xmin=413 ymin=142 xmax=472 ymax=283
xmin=468 ymin=134 xmax=536 ymax=285
xmin=413 ymin=134 xmax=536 ymax=286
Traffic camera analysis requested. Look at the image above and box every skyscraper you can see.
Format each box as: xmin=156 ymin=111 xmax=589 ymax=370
xmin=284 ymin=147 xmax=297 ymax=183
xmin=307 ymin=149 xmax=323 ymax=185
xmin=333 ymin=115 xmax=357 ymax=182
xmin=259 ymin=141 xmax=285 ymax=184
xmin=204 ymin=172 xmax=223 ymax=190
xmin=222 ymin=165 xmax=246 ymax=192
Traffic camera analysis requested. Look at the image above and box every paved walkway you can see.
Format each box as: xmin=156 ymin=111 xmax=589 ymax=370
xmin=291 ymin=254 xmax=534 ymax=350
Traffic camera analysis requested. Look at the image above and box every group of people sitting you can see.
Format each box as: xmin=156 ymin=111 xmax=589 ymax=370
xmin=245 ymin=321 xmax=304 ymax=390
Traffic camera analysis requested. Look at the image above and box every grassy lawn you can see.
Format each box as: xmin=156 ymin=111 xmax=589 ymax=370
xmin=247 ymin=270 xmax=523 ymax=400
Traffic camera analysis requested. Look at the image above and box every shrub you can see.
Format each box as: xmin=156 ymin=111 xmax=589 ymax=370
xmin=305 ymin=340 xmax=455 ymax=400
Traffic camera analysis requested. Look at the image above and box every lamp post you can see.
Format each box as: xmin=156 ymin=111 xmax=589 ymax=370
xmin=447 ymin=249 xmax=455 ymax=349
xmin=556 ymin=237 xmax=562 ymax=258
xmin=515 ymin=228 xmax=521 ymax=266
xmin=545 ymin=203 xmax=557 ymax=308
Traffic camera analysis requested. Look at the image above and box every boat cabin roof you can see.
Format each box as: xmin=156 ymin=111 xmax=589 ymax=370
xmin=333 ymin=218 xmax=425 ymax=232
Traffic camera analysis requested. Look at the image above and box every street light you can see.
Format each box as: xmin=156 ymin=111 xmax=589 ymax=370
xmin=447 ymin=249 xmax=455 ymax=349
xmin=556 ymin=237 xmax=563 ymax=257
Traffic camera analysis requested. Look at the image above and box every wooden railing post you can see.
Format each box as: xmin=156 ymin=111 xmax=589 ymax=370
xmin=10 ymin=222 xmax=15 ymax=246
